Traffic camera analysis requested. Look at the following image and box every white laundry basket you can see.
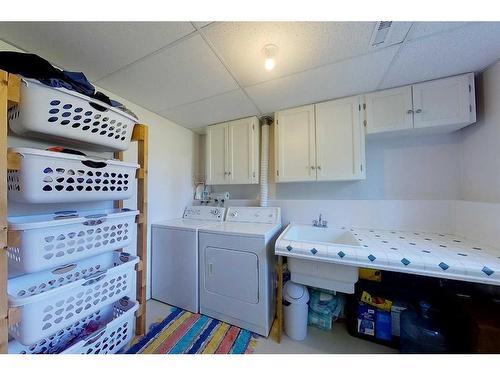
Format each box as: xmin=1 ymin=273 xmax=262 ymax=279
xmin=8 ymin=79 xmax=137 ymax=151
xmin=7 ymin=147 xmax=139 ymax=203
xmin=7 ymin=208 xmax=139 ymax=276
xmin=8 ymin=251 xmax=138 ymax=345
xmin=9 ymin=297 xmax=138 ymax=354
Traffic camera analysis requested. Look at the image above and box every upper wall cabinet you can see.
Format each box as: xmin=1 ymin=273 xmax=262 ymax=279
xmin=206 ymin=116 xmax=259 ymax=185
xmin=315 ymin=96 xmax=365 ymax=181
xmin=365 ymin=86 xmax=413 ymax=134
xmin=275 ymin=105 xmax=316 ymax=182
xmin=275 ymin=98 xmax=365 ymax=183
xmin=412 ymin=74 xmax=475 ymax=130
xmin=365 ymin=73 xmax=476 ymax=135
xmin=206 ymin=122 xmax=227 ymax=185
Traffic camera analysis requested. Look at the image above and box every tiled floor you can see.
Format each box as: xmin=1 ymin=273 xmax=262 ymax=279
xmin=145 ymin=299 xmax=397 ymax=354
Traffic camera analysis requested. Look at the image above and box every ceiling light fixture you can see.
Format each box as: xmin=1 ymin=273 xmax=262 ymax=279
xmin=262 ymin=44 xmax=278 ymax=71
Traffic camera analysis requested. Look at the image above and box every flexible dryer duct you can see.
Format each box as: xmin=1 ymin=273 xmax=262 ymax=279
xmin=259 ymin=117 xmax=272 ymax=207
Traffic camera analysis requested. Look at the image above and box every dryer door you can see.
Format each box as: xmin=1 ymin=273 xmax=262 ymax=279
xmin=205 ymin=246 xmax=259 ymax=304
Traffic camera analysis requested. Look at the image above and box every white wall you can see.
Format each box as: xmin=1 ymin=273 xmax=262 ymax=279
xmin=449 ymin=60 xmax=500 ymax=248
xmin=452 ymin=200 xmax=500 ymax=248
xmin=2 ymin=40 xmax=199 ymax=299
xmin=460 ymin=59 xmax=500 ymax=203
xmin=224 ymin=199 xmax=454 ymax=232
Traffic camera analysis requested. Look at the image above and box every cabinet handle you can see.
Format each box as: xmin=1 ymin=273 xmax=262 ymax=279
xmin=317 ymin=166 xmax=321 ymax=170
xmin=415 ymin=109 xmax=422 ymax=113
xmin=407 ymin=109 xmax=414 ymax=114
xmin=310 ymin=166 xmax=316 ymax=170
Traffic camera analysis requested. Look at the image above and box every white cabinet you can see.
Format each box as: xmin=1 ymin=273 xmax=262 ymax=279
xmin=365 ymin=73 xmax=476 ymax=135
xmin=227 ymin=117 xmax=260 ymax=184
xmin=412 ymin=74 xmax=475 ymax=130
xmin=206 ymin=116 xmax=259 ymax=185
xmin=275 ymin=98 xmax=365 ymax=183
xmin=275 ymin=105 xmax=316 ymax=182
xmin=365 ymin=86 xmax=413 ymax=134
xmin=315 ymin=96 xmax=365 ymax=181
xmin=206 ymin=122 xmax=227 ymax=185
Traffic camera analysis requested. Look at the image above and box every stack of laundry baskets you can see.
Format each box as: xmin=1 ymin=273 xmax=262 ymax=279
xmin=4 ymin=52 xmax=142 ymax=354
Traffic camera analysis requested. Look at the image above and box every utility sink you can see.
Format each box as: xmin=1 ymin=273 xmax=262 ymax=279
xmin=276 ymin=224 xmax=361 ymax=294
xmin=282 ymin=224 xmax=361 ymax=248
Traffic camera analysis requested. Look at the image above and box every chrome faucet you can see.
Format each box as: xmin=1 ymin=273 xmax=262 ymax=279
xmin=313 ymin=214 xmax=328 ymax=228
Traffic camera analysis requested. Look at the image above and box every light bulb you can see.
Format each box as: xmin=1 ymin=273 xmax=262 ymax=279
xmin=262 ymin=44 xmax=278 ymax=72
xmin=265 ymin=57 xmax=275 ymax=71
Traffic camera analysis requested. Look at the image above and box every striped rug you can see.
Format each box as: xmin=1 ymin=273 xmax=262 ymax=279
xmin=126 ymin=308 xmax=258 ymax=354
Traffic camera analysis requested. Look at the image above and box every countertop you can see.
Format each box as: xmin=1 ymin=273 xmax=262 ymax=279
xmin=275 ymin=226 xmax=500 ymax=286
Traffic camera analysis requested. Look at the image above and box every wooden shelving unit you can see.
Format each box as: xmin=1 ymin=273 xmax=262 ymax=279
xmin=114 ymin=124 xmax=148 ymax=337
xmin=0 ymin=70 xmax=148 ymax=353
xmin=270 ymin=255 xmax=284 ymax=343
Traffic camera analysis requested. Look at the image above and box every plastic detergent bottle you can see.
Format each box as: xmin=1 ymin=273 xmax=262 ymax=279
xmin=400 ymin=301 xmax=448 ymax=353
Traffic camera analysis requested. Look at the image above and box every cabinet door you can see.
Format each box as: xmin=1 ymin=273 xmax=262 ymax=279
xmin=315 ymin=96 xmax=365 ymax=181
xmin=412 ymin=74 xmax=473 ymax=129
xmin=206 ymin=123 xmax=228 ymax=185
xmin=227 ymin=117 xmax=259 ymax=184
xmin=365 ymin=86 xmax=413 ymax=134
xmin=275 ymin=105 xmax=316 ymax=182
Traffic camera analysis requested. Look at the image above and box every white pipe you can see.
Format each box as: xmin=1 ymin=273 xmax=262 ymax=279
xmin=259 ymin=117 xmax=270 ymax=207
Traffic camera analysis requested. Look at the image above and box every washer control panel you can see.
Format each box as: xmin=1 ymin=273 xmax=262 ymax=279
xmin=183 ymin=206 xmax=225 ymax=221
xmin=225 ymin=207 xmax=281 ymax=224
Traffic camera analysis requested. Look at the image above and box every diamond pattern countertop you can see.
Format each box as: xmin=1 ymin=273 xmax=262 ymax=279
xmin=275 ymin=226 xmax=500 ymax=286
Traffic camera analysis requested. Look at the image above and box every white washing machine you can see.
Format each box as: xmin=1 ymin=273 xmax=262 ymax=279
xmin=198 ymin=207 xmax=282 ymax=336
xmin=151 ymin=205 xmax=225 ymax=313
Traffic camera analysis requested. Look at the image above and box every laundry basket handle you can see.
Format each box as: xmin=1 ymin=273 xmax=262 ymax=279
xmin=83 ymin=213 xmax=108 ymax=226
xmin=82 ymin=270 xmax=107 ymax=286
xmin=81 ymin=160 xmax=107 ymax=169
xmin=82 ymin=326 xmax=107 ymax=347
xmin=89 ymin=102 xmax=109 ymax=112
xmin=53 ymin=210 xmax=79 ymax=220
xmin=52 ymin=263 xmax=77 ymax=275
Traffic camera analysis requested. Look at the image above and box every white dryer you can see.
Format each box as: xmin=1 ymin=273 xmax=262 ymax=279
xmin=151 ymin=206 xmax=225 ymax=313
xmin=198 ymin=207 xmax=282 ymax=337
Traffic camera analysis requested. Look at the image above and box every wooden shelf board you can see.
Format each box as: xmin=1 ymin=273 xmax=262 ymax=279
xmin=7 ymin=74 xmax=20 ymax=108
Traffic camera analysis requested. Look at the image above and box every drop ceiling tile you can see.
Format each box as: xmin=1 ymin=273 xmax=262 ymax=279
xmin=0 ymin=22 xmax=195 ymax=81
xmin=97 ymin=34 xmax=239 ymax=112
xmin=193 ymin=21 xmax=214 ymax=29
xmin=246 ymin=45 xmax=399 ymax=114
xmin=381 ymin=22 xmax=500 ymax=89
xmin=160 ymin=89 xmax=258 ymax=129
xmin=406 ymin=22 xmax=471 ymax=41
xmin=203 ymin=21 xmax=377 ymax=86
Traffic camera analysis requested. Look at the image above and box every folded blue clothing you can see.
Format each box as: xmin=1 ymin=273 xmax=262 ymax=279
xmin=62 ymin=71 xmax=96 ymax=96
xmin=40 ymin=73 xmax=137 ymax=119
xmin=0 ymin=52 xmax=138 ymax=120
